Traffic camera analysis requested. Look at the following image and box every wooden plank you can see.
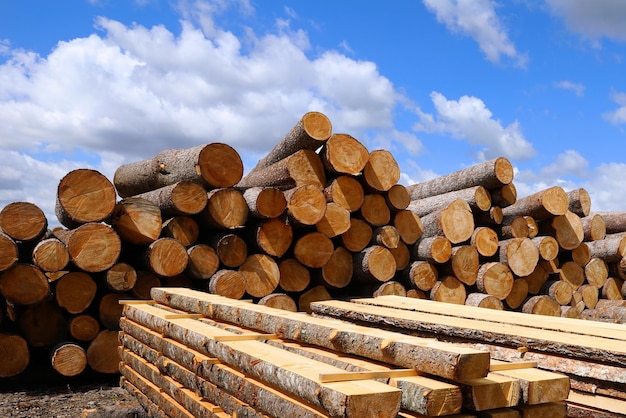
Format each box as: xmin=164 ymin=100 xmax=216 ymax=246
xmin=311 ymin=299 xmax=626 ymax=366
xmin=457 ymin=373 xmax=520 ymax=411
xmin=492 ymin=367 xmax=570 ymax=405
xmin=148 ymin=287 xmax=491 ymax=381
xmin=515 ymin=402 xmax=567 ymax=418
xmin=318 ymin=369 xmax=418 ymax=383
xmin=122 ymin=302 xmax=402 ymax=418
xmin=355 ymin=295 xmax=626 ymax=341
xmin=120 ymin=377 xmax=170 ymax=418
xmin=490 ymin=360 xmax=538 ymax=371
xmin=567 ymin=389 xmax=626 ymax=416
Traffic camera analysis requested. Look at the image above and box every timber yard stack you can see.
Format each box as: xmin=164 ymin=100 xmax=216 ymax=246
xmin=0 ymin=111 xmax=624 ymax=416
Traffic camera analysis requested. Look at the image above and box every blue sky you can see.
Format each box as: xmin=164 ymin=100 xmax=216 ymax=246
xmin=2 ymin=0 xmax=626 ymax=226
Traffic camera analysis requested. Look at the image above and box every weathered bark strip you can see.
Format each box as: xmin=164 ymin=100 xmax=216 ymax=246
xmin=250 ymin=111 xmax=332 ymax=173
xmin=114 ymin=143 xmax=243 ymax=197
xmin=0 ymin=201 xmax=47 ymax=242
xmin=120 ymin=377 xmax=171 ymax=418
xmin=55 ymin=168 xmax=117 ymax=228
xmin=136 ymin=181 xmax=208 ymax=217
xmin=407 ymin=186 xmax=491 ymax=217
xmin=121 ymin=302 xmax=402 ymax=418
xmin=406 ymin=157 xmax=514 ymax=200
xmin=120 ymin=320 xmax=328 ymax=418
xmin=149 ymin=287 xmax=491 ymax=381
xmin=501 ymin=186 xmax=569 ymax=220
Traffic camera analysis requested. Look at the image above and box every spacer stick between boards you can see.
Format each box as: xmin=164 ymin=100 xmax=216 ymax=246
xmin=119 ymin=299 xmax=157 ymax=305
xmin=489 ymin=361 xmax=538 ymax=371
xmin=319 ymin=368 xmax=418 ymax=383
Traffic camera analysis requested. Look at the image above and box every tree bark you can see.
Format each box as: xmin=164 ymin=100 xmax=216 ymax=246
xmin=55 ymin=271 xmax=97 ymax=314
xmin=407 ymin=186 xmax=491 ymax=217
xmin=114 ymin=142 xmax=243 ymax=197
xmin=499 ymin=238 xmax=539 ymax=277
xmin=0 ymin=263 xmax=50 ymax=306
xmin=0 ymin=333 xmax=29 ymax=377
xmin=341 ymin=218 xmax=373 ymax=252
xmin=196 ymin=188 xmax=248 ymax=230
xmin=320 ymin=133 xmax=369 ymax=176
xmin=239 ymin=254 xmax=280 ymax=298
xmin=420 ymin=199 xmax=474 ymax=244
xmin=145 ymin=237 xmax=189 ymax=277
xmin=0 ymin=201 xmax=47 ymax=242
xmin=585 ymin=234 xmax=626 ymax=263
xmin=324 ymin=175 xmax=365 ymax=212
xmin=476 ymin=262 xmax=514 ymax=300
xmin=594 ymin=211 xmax=626 ymax=234
xmin=186 ymin=244 xmax=219 ymax=280
xmin=284 ymin=184 xmax=327 ymax=226
xmin=362 ymin=150 xmax=400 ymax=192
xmin=237 ymin=149 xmax=326 ymax=190
xmin=501 ymin=186 xmax=569 ymax=220
xmin=208 ymin=269 xmax=246 ymax=300
xmin=293 ymin=231 xmax=334 ymax=268
xmin=87 ymin=329 xmax=122 ymax=374
xmin=50 ymin=342 xmax=87 ymax=377
xmin=407 ymin=157 xmax=514 ymax=200
xmin=353 ymin=245 xmax=396 ymax=283
xmin=109 ymin=197 xmax=162 ymax=245
xmin=242 ymin=186 xmax=286 ymax=219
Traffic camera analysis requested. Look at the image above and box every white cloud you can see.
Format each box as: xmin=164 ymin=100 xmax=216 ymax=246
xmin=554 ymin=80 xmax=585 ymax=97
xmin=422 ymin=0 xmax=527 ymax=67
xmin=413 ymin=92 xmax=536 ymax=161
xmin=604 ymin=90 xmax=626 ymax=124
xmin=545 ymin=0 xmax=626 ymax=42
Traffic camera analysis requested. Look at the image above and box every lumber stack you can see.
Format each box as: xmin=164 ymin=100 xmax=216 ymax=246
xmin=119 ymin=286 xmax=570 ymax=417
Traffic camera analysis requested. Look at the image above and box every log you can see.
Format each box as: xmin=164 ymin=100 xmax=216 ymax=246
xmin=0 ymin=201 xmax=47 ymax=242
xmin=323 ymin=175 xmax=365 ymax=212
xmin=584 ymin=257 xmax=609 ymax=289
xmin=0 ymin=232 xmax=18 ymax=272
xmin=249 ymin=111 xmax=332 ymax=172
xmin=403 ymin=260 xmax=438 ymax=292
xmin=491 ymin=183 xmax=517 ymax=208
xmin=420 ymin=199 xmax=474 ymax=244
xmin=360 ymin=193 xmax=391 ymax=226
xmin=149 ymin=287 xmax=491 ymax=380
xmin=278 ymin=258 xmax=311 ymax=293
xmin=208 ymin=232 xmax=248 ymax=268
xmin=293 ymin=231 xmax=334 ymax=268
xmin=161 ymin=216 xmax=199 ymax=247
xmin=560 ymin=305 xmax=582 ymax=319
xmin=132 ymin=271 xmax=162 ymax=299
xmin=242 ymin=186 xmax=286 ymax=219
xmin=31 ymin=237 xmax=69 ymax=272
xmin=320 ymin=133 xmax=369 ymax=175
xmin=530 ymin=235 xmax=559 ymax=261
xmin=582 ymin=300 xmax=626 ymax=322
xmin=445 ymin=245 xmax=479 ymax=286
xmin=465 ymin=293 xmax=504 ymax=310
xmin=363 ymin=149 xmax=400 ymax=192
xmin=341 ymin=218 xmax=373 ymax=252
xmin=386 ymin=184 xmax=411 ymax=212
xmin=68 ymin=314 xmax=100 ymax=342
xmin=470 ymin=227 xmax=499 ymax=257
xmin=315 ymin=202 xmax=351 ymax=238
xmin=239 ymin=254 xmax=280 ymax=298
xmin=540 ymin=280 xmax=573 ymax=306
xmin=413 ymin=236 xmax=452 ymax=264
xmin=406 ymin=186 xmax=491 ymax=217
xmin=0 ymin=263 xmax=50 ymax=306
xmin=284 ymin=184 xmax=327 ymax=226
xmin=580 ymin=213 xmax=606 ymax=241
xmin=258 ymin=293 xmax=298 ymax=312
xmin=298 ymin=285 xmax=333 ymax=313
xmin=505 ymin=278 xmax=529 ymax=310
xmin=545 ymin=211 xmax=584 ymax=250
xmin=388 ymin=241 xmax=410 ymax=271
xmin=393 ymin=210 xmax=424 ymax=245
xmin=319 ymin=246 xmax=353 ymax=289
xmin=208 ymin=269 xmax=246 ymax=300
xmin=87 ymin=329 xmax=122 ymax=374
xmin=19 ymin=301 xmax=67 ymax=347
xmin=197 ymin=188 xmax=248 ymax=229
xmin=55 ymin=271 xmax=97 ymax=314
xmin=567 ymin=188 xmax=591 ymax=217
xmin=430 ymin=276 xmax=467 ymax=304
xmin=371 ymin=225 xmax=400 ymax=249
xmin=500 ymin=216 xmax=531 ymax=239
xmin=99 ymin=292 xmax=127 ymax=330
xmin=50 ymin=342 xmax=87 ymax=377
xmin=476 ymin=262 xmax=514 ymax=300
xmin=109 ymin=197 xmax=162 ymax=245
xmin=474 ymin=206 xmax=504 ymax=227
xmin=501 ymin=186 xmax=569 ymax=220
xmin=0 ymin=333 xmax=29 ymax=377
xmin=406 ymin=157 xmax=514 ymax=200
xmin=186 ymin=244 xmax=219 ymax=280
xmin=145 ymin=237 xmax=189 ymax=277
xmin=55 ymin=169 xmax=117 ymax=228
xmin=585 ymin=234 xmax=626 ymax=263
xmin=522 ymin=264 xmax=549 ymax=295
xmin=576 ymin=284 xmax=599 ymax=310
xmin=236 ymin=149 xmax=326 ymax=190
xmin=559 ymin=261 xmax=585 ymax=289
xmin=499 ymin=238 xmax=539 ymax=277
xmin=593 ymin=211 xmax=626 ymax=234
xmin=571 ymin=242 xmax=591 ymax=266
xmin=601 ymin=277 xmax=623 ymax=300
xmin=135 ymin=180 xmax=208 ymax=217
xmin=103 ymin=262 xmax=137 ymax=292
xmin=372 ymin=281 xmax=407 ymax=297
xmin=114 ymin=142 xmax=243 ymax=197
xmin=522 ymin=295 xmax=561 ymax=316
xmin=353 ymin=245 xmax=396 ymax=283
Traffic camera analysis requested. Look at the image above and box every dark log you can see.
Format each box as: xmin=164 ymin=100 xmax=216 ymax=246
xmin=207 ymin=232 xmax=248 ymax=268
xmin=0 ymin=263 xmax=50 ymax=306
xmin=491 ymin=183 xmax=517 ymax=208
xmin=99 ymin=292 xmax=128 ymax=330
xmin=87 ymin=329 xmax=121 ymax=374
xmin=294 ymin=231 xmax=334 ymax=268
xmin=68 ymin=314 xmax=100 ymax=342
xmin=505 ymin=278 xmax=529 ymax=310
xmin=55 ymin=271 xmax=97 ymax=314
xmin=298 ymin=285 xmax=332 ymax=313
xmin=0 ymin=333 xmax=29 ymax=377
xmin=19 ymin=301 xmax=67 ymax=347
xmin=132 ymin=271 xmax=162 ymax=300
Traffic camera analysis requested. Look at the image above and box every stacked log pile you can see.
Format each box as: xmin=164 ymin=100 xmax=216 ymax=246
xmin=119 ymin=286 xmax=571 ymax=417
xmin=0 ymin=111 xmax=625 ymax=414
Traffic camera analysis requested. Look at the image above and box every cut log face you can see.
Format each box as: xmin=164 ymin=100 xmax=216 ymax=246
xmin=208 ymin=270 xmax=246 ymax=300
xmin=476 ymin=262 xmax=514 ymax=300
xmin=531 ymin=235 xmax=559 ymax=261
xmin=567 ymin=188 xmax=591 ymax=217
xmin=499 ymin=238 xmax=539 ymax=277
xmin=505 ymin=278 xmax=529 ymax=310
xmin=161 ymin=216 xmax=199 ymax=247
xmin=104 ymin=262 xmax=137 ymax=292
xmin=0 ymin=333 xmax=29 ymax=378
xmin=393 ymin=210 xmax=424 ymax=245
xmin=465 ymin=293 xmax=504 ymax=310
xmin=559 ymin=261 xmax=585 ymax=289
xmin=200 ymin=188 xmax=249 ymax=229
xmin=471 ymin=227 xmax=499 ymax=257
xmin=584 ymin=257 xmax=608 ymax=289
xmin=99 ymin=292 xmax=127 ymax=331
xmin=421 ymin=199 xmax=474 ymax=244
xmin=55 ymin=271 xmax=97 ymax=314
xmin=68 ymin=314 xmax=100 ymax=342
xmin=320 ymin=133 xmax=369 ymax=175
xmin=211 ymin=233 xmax=248 ymax=268
xmin=491 ymin=183 xmax=517 ymax=208
xmin=522 ymin=295 xmax=561 ymax=317
xmin=186 ymin=244 xmax=219 ymax=280
xmin=55 ymin=168 xmax=117 ymax=227
xmin=353 ymin=245 xmax=396 ymax=283
xmin=581 ymin=213 xmax=606 ymax=241
xmin=342 ymin=218 xmax=373 ymax=252
xmin=110 ymin=197 xmax=162 ymax=246
xmin=298 ymin=285 xmax=332 ymax=313
xmin=257 ymin=293 xmax=298 ymax=312
xmin=254 ymin=218 xmax=293 ymax=258
xmin=146 ymin=238 xmax=189 ymax=277
xmin=320 ymin=246 xmax=353 ymax=289
xmin=239 ymin=254 xmax=280 ymax=298
xmin=278 ymin=259 xmax=311 ymax=293
xmin=413 ymin=236 xmax=452 ymax=264
xmin=360 ymin=194 xmax=391 ymax=226
xmin=136 ymin=181 xmax=208 ymax=217
xmin=0 ymin=201 xmax=47 ymax=242
xmin=430 ymin=276 xmax=467 ymax=304
xmin=87 ymin=330 xmax=122 ymax=374
xmin=363 ymin=150 xmax=401 ymax=192
xmin=386 ymin=184 xmax=411 ymax=212
xmin=388 ymin=241 xmax=410 ymax=271
xmin=243 ymin=187 xmax=286 ymax=219
xmin=0 ymin=263 xmax=50 ymax=306
xmin=501 ymin=186 xmax=569 ymax=219
xmin=293 ymin=232 xmax=334 ymax=268
xmin=51 ymin=342 xmax=87 ymax=377
xmin=404 ymin=260 xmax=438 ymax=291
xmin=550 ymin=211 xmax=584 ymax=250
xmin=315 ymin=202 xmax=351 ymax=238
xmin=32 ymin=237 xmax=69 ymax=272
xmin=285 ymin=185 xmax=327 ymax=226
xmin=448 ymin=245 xmax=480 ymax=286
xmin=324 ymin=175 xmax=365 ymax=212
xmin=0 ymin=232 xmax=18 ymax=272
